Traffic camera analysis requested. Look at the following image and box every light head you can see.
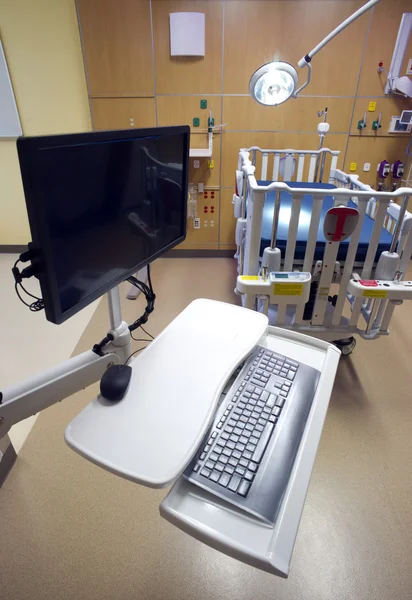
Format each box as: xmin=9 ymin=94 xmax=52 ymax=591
xmin=249 ymin=61 xmax=298 ymax=106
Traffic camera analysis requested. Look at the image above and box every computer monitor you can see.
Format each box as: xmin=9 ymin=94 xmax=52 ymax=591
xmin=17 ymin=126 xmax=190 ymax=324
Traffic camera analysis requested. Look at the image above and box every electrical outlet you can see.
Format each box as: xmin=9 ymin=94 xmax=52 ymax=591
xmin=203 ymin=221 xmax=208 ymax=228
xmin=407 ymin=58 xmax=412 ymax=75
xmin=193 ymin=160 xmax=200 ymax=168
xmin=363 ymin=163 xmax=371 ymax=172
xmin=194 ymin=218 xmax=200 ymax=229
xmin=210 ymin=220 xmax=215 ymax=228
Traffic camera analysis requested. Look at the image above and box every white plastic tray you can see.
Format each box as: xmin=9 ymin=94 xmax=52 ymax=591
xmin=65 ymin=299 xmax=268 ymax=487
xmin=160 ymin=327 xmax=340 ymax=577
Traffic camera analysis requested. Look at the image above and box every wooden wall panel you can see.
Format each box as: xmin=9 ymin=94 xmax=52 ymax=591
xmin=157 ymin=95 xmax=221 ymax=130
xmin=223 ymin=0 xmax=368 ymax=95
xmin=350 ymin=96 xmax=412 ymax=136
xmin=152 ymin=0 xmax=223 ymax=94
xmin=221 ymin=131 xmax=347 ymax=187
xmin=220 ymin=188 xmax=237 ymax=247
xmin=344 ymin=136 xmax=411 ymax=188
xmin=188 ymin=139 xmax=220 ymax=187
xmin=77 ymin=0 xmax=154 ymax=95
xmin=92 ymin=98 xmax=156 ymax=130
xmin=358 ymin=0 xmax=412 ymax=96
xmin=178 ymin=191 xmax=220 ymax=249
xmin=223 ymin=97 xmax=353 ymax=133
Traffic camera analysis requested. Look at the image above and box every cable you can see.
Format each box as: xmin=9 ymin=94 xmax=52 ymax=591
xmin=125 ymin=345 xmax=147 ymax=365
xmin=13 ymin=258 xmax=44 ymax=312
xmin=126 ymin=264 xmax=156 ymax=335
xmin=130 ymin=331 xmax=152 ymax=342
xmin=140 ymin=325 xmax=154 ymax=340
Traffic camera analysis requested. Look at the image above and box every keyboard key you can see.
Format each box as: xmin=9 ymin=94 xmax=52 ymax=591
xmin=218 ymin=455 xmax=228 ymax=465
xmin=281 ymin=370 xmax=288 ymax=377
xmin=234 ymin=427 xmax=243 ymax=436
xmin=234 ymin=407 xmax=242 ymax=415
xmin=211 ymin=432 xmax=217 ymax=439
xmin=255 ymin=424 xmax=264 ymax=432
xmin=246 ymin=443 xmax=255 ymax=452
xmin=251 ymin=422 xmax=274 ymax=463
xmin=273 ymin=406 xmax=281 ymax=416
xmin=230 ymin=434 xmax=240 ymax=443
xmin=274 ymin=369 xmax=280 ymax=375
xmin=222 ymin=448 xmax=232 ymax=457
xmin=269 ymin=415 xmax=278 ymax=424
xmin=244 ymin=410 xmax=252 ymax=417
xmin=227 ymin=441 xmax=236 ymax=450
xmin=217 ymin=422 xmax=222 ymax=429
xmin=236 ymin=443 xmax=245 ymax=452
xmin=262 ymin=406 xmax=271 ymax=415
xmin=250 ymin=417 xmax=257 ymax=426
xmin=261 ymin=390 xmax=269 ymax=401
xmin=251 ymin=411 xmax=260 ymax=419
xmin=276 ymin=396 xmax=285 ymax=408
xmin=210 ymin=452 xmax=219 ymax=461
xmin=245 ymin=423 xmax=254 ymax=432
xmin=201 ymin=467 xmax=211 ymax=478
xmin=275 ymin=382 xmax=282 ymax=389
xmin=251 ymin=379 xmax=263 ymax=386
xmin=235 ymin=466 xmax=246 ymax=476
xmin=228 ymin=419 xmax=237 ymax=427
xmin=248 ymin=462 xmax=258 ymax=473
xmin=210 ymin=471 xmax=220 ymax=483
xmin=193 ymin=463 xmax=200 ymax=472
xmin=256 ymin=370 xmax=263 ymax=376
xmin=205 ymin=444 xmax=211 ymax=452
xmin=238 ymin=480 xmax=251 ymax=497
xmin=257 ymin=400 xmax=265 ymax=408
xmin=280 ymin=390 xmax=288 ymax=397
xmin=239 ymin=435 xmax=248 ymax=444
xmin=224 ymin=409 xmax=230 ymax=417
xmin=231 ymin=413 xmax=240 ymax=421
xmin=258 ymin=417 xmax=266 ymax=426
xmin=200 ymin=452 xmax=206 ymax=460
xmin=265 ymin=394 xmax=276 ymax=408
xmin=242 ymin=429 xmax=251 ymax=438
xmin=287 ymin=371 xmax=295 ymax=381
xmin=250 ymin=436 xmax=260 ymax=445
xmin=215 ymin=462 xmax=224 ymax=472
xmin=228 ymin=474 xmax=242 ymax=493
xmin=216 ymin=438 xmax=225 ymax=447
xmin=225 ymin=465 xmax=235 ymax=475
xmin=282 ymin=385 xmax=289 ymax=392
xmin=221 ymin=431 xmax=230 ymax=441
xmin=239 ymin=458 xmax=249 ymax=468
xmin=226 ymin=426 xmax=234 ymax=434
xmin=239 ymin=415 xmax=248 ymax=423
xmin=232 ymin=450 xmax=242 ymax=460
xmin=244 ymin=471 xmax=255 ymax=482
xmin=205 ymin=460 xmax=215 ymax=470
xmin=243 ymin=450 xmax=253 ymax=460
xmin=237 ymin=422 xmax=245 ymax=430
xmin=214 ymin=446 xmax=223 ymax=455
xmin=219 ymin=473 xmax=231 ymax=487
xmin=246 ymin=385 xmax=255 ymax=393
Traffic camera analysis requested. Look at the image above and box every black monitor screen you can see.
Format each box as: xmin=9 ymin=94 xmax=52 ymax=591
xmin=17 ymin=126 xmax=189 ymax=324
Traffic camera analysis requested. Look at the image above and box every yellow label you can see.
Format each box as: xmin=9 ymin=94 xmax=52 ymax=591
xmin=368 ymin=101 xmax=376 ymax=112
xmin=273 ymin=283 xmax=303 ymax=296
xmin=362 ymin=289 xmax=387 ymax=298
xmin=208 ymin=159 xmax=214 ymax=169
xmin=240 ymin=275 xmax=259 ymax=280
xmin=349 ymin=162 xmax=357 ymax=172
xmin=319 ymin=286 xmax=329 ymax=296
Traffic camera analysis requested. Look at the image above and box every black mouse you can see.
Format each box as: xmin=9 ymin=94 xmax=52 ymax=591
xmin=100 ymin=364 xmax=132 ymax=402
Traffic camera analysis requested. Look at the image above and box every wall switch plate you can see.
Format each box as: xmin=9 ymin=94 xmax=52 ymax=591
xmin=349 ymin=162 xmax=357 ymax=172
xmin=193 ymin=117 xmax=200 ymax=127
xmin=368 ymin=101 xmax=376 ymax=112
xmin=200 ymin=99 xmax=207 ymax=109
xmin=407 ymin=58 xmax=412 ymax=75
xmin=198 ymin=182 xmax=204 ymax=192
xmin=194 ymin=218 xmax=200 ymax=229
xmin=193 ymin=160 xmax=200 ymax=168
xmin=363 ymin=163 xmax=371 ymax=172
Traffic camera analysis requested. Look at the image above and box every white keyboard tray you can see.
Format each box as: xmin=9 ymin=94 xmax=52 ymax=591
xmin=65 ymin=299 xmax=268 ymax=487
xmin=160 ymin=327 xmax=340 ymax=578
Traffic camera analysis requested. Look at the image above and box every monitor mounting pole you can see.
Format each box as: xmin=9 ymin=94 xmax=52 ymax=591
xmin=0 ymin=286 xmax=131 ymax=440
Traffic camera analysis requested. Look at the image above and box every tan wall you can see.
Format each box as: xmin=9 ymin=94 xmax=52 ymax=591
xmin=77 ymin=0 xmax=412 ymax=249
xmin=0 ymin=0 xmax=91 ymax=245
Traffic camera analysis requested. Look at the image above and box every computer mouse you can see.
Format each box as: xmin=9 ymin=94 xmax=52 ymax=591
xmin=100 ymin=364 xmax=132 ymax=402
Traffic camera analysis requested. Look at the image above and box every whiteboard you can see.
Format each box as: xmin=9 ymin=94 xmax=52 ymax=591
xmin=0 ymin=39 xmax=22 ymax=137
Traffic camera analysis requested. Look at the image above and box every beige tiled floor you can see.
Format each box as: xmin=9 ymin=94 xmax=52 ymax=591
xmin=1 ymin=257 xmax=412 ymax=599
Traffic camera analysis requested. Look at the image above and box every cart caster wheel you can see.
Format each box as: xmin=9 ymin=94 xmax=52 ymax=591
xmin=334 ymin=336 xmax=356 ymax=356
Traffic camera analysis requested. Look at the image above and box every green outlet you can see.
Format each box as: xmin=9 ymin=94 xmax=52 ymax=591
xmin=200 ymin=99 xmax=207 ymax=109
xmin=193 ymin=117 xmax=200 ymax=127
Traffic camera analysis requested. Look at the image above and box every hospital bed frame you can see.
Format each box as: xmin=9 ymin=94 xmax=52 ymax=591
xmin=234 ymin=146 xmax=412 ymax=351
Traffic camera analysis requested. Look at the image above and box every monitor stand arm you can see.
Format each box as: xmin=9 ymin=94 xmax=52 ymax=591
xmin=0 ymin=286 xmax=131 ymax=439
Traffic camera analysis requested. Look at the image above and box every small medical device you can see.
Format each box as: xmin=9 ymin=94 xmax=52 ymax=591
xmin=392 ymin=160 xmax=405 ymax=180
xmin=377 ymin=159 xmax=391 ymax=179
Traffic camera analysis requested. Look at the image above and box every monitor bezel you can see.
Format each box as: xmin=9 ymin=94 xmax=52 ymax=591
xmin=17 ymin=126 xmax=190 ymax=324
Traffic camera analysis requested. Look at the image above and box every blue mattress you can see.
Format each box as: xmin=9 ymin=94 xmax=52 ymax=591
xmin=256 ymin=181 xmax=392 ymax=263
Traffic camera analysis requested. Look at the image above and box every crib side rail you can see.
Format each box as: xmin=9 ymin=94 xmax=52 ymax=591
xmin=240 ymin=147 xmax=340 ymax=183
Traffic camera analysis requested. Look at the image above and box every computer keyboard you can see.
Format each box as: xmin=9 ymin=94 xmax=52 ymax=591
xmin=185 ymin=345 xmax=320 ymax=526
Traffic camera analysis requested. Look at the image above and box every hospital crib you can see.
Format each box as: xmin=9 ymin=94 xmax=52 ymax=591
xmin=233 ymin=146 xmax=412 ymax=354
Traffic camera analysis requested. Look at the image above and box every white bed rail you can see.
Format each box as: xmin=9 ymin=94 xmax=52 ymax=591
xmin=238 ymin=147 xmax=340 ymax=184
xmin=236 ymin=148 xmax=412 ymax=342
